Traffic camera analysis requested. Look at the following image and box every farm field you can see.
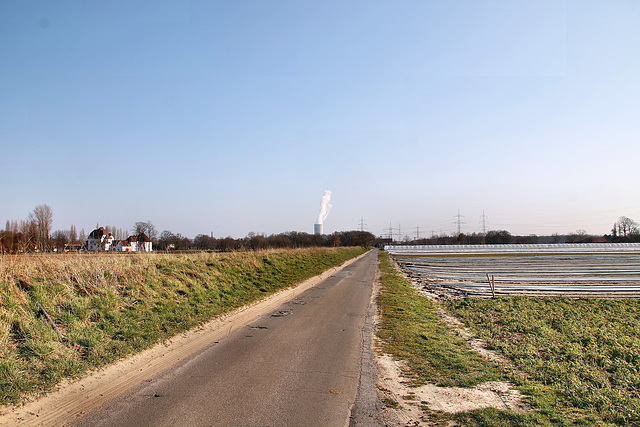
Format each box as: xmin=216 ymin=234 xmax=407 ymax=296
xmin=447 ymin=295 xmax=640 ymax=426
xmin=391 ymin=245 xmax=640 ymax=298
xmin=379 ymin=249 xmax=640 ymax=426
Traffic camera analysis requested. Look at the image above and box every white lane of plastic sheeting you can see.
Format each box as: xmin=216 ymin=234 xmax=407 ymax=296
xmin=385 ymin=243 xmax=640 ymax=255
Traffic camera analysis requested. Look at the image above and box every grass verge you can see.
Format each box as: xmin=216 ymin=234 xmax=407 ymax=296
xmin=377 ymin=251 xmax=501 ymax=388
xmin=0 ymin=247 xmax=367 ymax=406
xmin=377 ymin=251 xmax=552 ymax=426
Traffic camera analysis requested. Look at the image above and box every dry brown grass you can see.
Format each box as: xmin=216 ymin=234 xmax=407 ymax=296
xmin=0 ymin=247 xmax=368 ymax=405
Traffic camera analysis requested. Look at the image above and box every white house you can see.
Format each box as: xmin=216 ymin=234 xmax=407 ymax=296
xmin=86 ymin=227 xmax=114 ymax=251
xmin=112 ymin=240 xmax=133 ymax=252
xmin=86 ymin=227 xmax=153 ymax=252
xmin=126 ymin=234 xmax=152 ymax=252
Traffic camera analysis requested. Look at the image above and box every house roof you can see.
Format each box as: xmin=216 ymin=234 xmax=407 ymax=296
xmin=127 ymin=233 xmax=150 ymax=242
xmin=88 ymin=227 xmax=114 ymax=239
xmin=88 ymin=227 xmax=106 ymax=239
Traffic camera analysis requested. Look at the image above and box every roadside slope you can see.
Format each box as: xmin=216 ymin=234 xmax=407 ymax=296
xmin=0 ymin=247 xmax=367 ymax=423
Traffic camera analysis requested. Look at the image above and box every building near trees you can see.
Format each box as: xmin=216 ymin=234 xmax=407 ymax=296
xmin=86 ymin=227 xmax=114 ymax=251
xmin=112 ymin=240 xmax=132 ymax=252
xmin=86 ymin=227 xmax=152 ymax=251
xmin=124 ymin=234 xmax=152 ymax=252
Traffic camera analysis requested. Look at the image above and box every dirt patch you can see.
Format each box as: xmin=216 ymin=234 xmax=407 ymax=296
xmin=377 ymin=354 xmax=528 ymax=425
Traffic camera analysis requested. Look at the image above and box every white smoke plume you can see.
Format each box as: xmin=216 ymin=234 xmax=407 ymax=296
xmin=316 ymin=190 xmax=333 ymax=224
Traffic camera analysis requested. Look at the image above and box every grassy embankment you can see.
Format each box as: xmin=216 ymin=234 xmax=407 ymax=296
xmin=377 ymin=251 xmax=640 ymax=426
xmin=0 ymin=247 xmax=367 ymax=406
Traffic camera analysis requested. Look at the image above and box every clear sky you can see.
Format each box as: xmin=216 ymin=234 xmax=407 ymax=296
xmin=1 ymin=0 xmax=639 ymax=239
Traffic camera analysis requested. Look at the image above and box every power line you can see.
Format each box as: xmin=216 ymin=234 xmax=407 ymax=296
xmin=480 ymin=211 xmax=488 ymax=235
xmin=382 ymin=223 xmax=405 ymax=241
xmin=480 ymin=211 xmax=488 ymax=244
xmin=453 ymin=210 xmax=465 ymax=235
xmin=383 ymin=222 xmax=396 ymax=241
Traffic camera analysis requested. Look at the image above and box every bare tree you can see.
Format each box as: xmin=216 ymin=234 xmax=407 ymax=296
xmin=28 ymin=204 xmax=53 ymax=251
xmin=614 ymin=216 xmax=639 ymax=239
xmin=111 ymin=227 xmax=126 ymax=240
xmin=132 ymin=221 xmax=157 ymax=240
xmin=19 ymin=219 xmax=37 ymax=252
xmin=132 ymin=221 xmax=157 ymax=251
xmin=51 ymin=230 xmax=70 ymax=250
xmin=566 ymin=229 xmax=588 ymax=243
xmin=2 ymin=220 xmax=19 ymax=253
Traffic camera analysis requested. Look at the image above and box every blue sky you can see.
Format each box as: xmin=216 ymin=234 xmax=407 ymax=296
xmin=1 ymin=0 xmax=639 ymax=239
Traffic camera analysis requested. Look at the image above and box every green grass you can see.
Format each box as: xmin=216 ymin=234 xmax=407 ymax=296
xmin=379 ymin=251 xmax=640 ymax=426
xmin=377 ymin=252 xmax=502 ymax=388
xmin=378 ymin=252 xmax=553 ymax=426
xmin=449 ymin=297 xmax=640 ymax=426
xmin=0 ymin=247 xmax=367 ymax=405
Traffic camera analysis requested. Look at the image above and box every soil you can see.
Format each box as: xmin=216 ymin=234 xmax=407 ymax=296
xmin=377 ymin=354 xmax=528 ymax=426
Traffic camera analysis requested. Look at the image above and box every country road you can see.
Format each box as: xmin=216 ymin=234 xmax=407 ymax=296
xmin=66 ymin=249 xmax=381 ymax=426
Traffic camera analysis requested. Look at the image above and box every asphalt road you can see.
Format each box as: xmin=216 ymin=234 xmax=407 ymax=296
xmin=76 ymin=249 xmax=380 ymax=426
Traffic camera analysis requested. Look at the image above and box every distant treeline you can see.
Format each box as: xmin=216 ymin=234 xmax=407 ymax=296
xmin=1 ymin=204 xmax=380 ymax=254
xmin=397 ymin=228 xmax=640 ymax=246
xmin=0 ymin=223 xmax=378 ymax=254
xmin=3 ymin=204 xmax=638 ymax=253
xmin=160 ymin=230 xmax=378 ymax=251
xmin=389 ymin=217 xmax=640 ymax=246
